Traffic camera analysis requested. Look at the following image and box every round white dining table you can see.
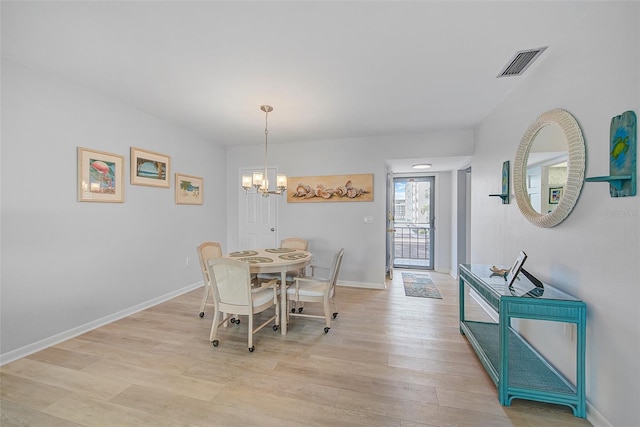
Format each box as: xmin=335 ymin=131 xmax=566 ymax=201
xmin=225 ymin=248 xmax=312 ymax=335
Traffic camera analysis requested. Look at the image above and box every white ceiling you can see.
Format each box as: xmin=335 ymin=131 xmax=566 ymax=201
xmin=2 ymin=1 xmax=586 ymax=171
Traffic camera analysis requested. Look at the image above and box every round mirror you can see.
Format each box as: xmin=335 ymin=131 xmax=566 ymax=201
xmin=513 ymin=109 xmax=585 ymax=228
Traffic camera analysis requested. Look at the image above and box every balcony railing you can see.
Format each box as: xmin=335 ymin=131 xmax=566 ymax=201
xmin=394 ymin=223 xmax=430 ymax=267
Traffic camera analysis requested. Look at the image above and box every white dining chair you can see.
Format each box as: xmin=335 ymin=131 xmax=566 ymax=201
xmin=257 ymin=237 xmax=309 ymax=284
xmin=286 ymin=248 xmax=343 ymax=333
xmin=196 ymin=241 xmax=222 ymax=318
xmin=207 ymin=257 xmax=280 ymax=352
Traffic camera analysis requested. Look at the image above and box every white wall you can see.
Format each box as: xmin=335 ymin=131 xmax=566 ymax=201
xmin=471 ymin=3 xmax=639 ymax=426
xmin=226 ymin=131 xmax=473 ymax=286
xmin=0 ymin=60 xmax=227 ymax=360
xmin=451 ymin=166 xmax=472 ymax=271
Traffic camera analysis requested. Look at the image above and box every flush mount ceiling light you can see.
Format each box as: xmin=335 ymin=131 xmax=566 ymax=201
xmin=412 ymin=163 xmax=432 ymax=170
xmin=241 ymin=105 xmax=287 ymax=196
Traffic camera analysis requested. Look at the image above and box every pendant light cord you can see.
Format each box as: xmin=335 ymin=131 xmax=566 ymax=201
xmin=263 ymin=109 xmax=269 ymax=188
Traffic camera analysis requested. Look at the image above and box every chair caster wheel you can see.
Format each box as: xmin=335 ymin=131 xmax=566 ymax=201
xmin=248 ymin=346 xmax=255 ymax=352
xmin=235 ymin=319 xmax=240 ymax=324
xmin=199 ymin=312 xmax=205 ymax=318
xmin=273 ymin=325 xmax=279 ymax=331
xmin=298 ymin=308 xmax=304 ymax=313
xmin=291 ymin=308 xmax=296 ymax=313
xmin=332 ymin=313 xmax=338 ymax=319
xmin=230 ymin=318 xmax=236 ymax=324
xmin=212 ymin=340 xmax=219 ymax=347
xmin=324 ymin=327 xmax=330 ymax=333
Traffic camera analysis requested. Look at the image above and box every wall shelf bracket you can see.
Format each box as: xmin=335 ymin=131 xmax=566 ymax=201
xmin=585 ymin=175 xmax=633 ymax=192
xmin=489 ymin=193 xmax=510 ymax=204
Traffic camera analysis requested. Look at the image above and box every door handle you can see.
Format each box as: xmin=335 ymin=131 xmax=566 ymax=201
xmin=271 ymin=228 xmax=275 ymax=232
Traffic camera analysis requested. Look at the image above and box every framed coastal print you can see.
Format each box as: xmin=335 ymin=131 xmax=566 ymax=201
xmin=175 ymin=173 xmax=203 ymax=205
xmin=130 ymin=147 xmax=170 ymax=188
xmin=77 ymin=147 xmax=125 ymax=203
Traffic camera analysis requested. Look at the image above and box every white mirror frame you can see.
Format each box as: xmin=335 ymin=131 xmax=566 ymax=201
xmin=514 ymin=109 xmax=586 ymax=228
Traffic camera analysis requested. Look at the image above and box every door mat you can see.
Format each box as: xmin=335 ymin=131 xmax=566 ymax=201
xmin=402 ymin=272 xmax=442 ymax=299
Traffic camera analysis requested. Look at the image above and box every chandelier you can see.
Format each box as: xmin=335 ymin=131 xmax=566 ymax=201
xmin=241 ymin=105 xmax=287 ymax=196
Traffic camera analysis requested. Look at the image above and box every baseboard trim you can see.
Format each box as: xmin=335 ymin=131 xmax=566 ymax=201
xmin=585 ymin=401 xmax=612 ymax=427
xmin=469 ymin=288 xmax=499 ymax=323
xmin=337 ymin=280 xmax=385 ymax=290
xmin=0 ymin=281 xmax=203 ymax=366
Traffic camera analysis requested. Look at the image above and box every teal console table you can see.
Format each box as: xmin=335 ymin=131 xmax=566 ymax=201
xmin=458 ymin=264 xmax=586 ymax=418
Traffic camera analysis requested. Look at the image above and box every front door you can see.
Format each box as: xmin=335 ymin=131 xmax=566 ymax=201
xmin=392 ymin=176 xmax=435 ymax=270
xmin=239 ymin=167 xmax=278 ymax=249
xmin=386 ymin=172 xmax=395 ymax=279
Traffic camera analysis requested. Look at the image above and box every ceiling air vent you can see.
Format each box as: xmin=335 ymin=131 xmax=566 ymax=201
xmin=497 ymin=47 xmax=547 ymax=78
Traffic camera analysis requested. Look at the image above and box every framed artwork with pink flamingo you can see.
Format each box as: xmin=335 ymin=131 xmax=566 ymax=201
xmin=77 ymin=147 xmax=125 ymax=202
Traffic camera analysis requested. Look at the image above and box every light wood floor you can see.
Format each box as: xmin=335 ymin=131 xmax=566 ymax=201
xmin=1 ymin=270 xmax=592 ymax=426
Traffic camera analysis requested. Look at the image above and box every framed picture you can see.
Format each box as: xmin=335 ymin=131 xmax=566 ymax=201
xmin=549 ymin=187 xmax=563 ymax=204
xmin=77 ymin=147 xmax=125 ymax=203
xmin=130 ymin=147 xmax=170 ymax=188
xmin=506 ymin=251 xmax=528 ymax=288
xmin=287 ymin=173 xmax=373 ymax=203
xmin=175 ymin=173 xmax=203 ymax=205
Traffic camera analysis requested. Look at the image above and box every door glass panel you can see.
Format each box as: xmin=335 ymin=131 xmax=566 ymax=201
xmin=393 ymin=176 xmax=434 ymax=269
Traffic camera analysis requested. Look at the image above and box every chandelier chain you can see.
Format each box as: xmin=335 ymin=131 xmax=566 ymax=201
xmin=264 ymin=108 xmax=269 ymax=176
xmin=241 ymin=104 xmax=285 ymax=196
